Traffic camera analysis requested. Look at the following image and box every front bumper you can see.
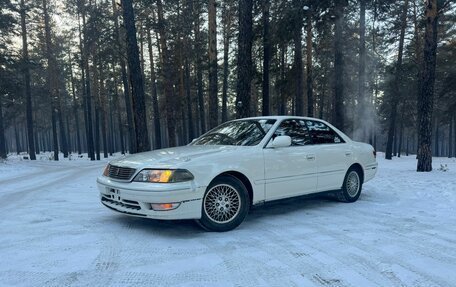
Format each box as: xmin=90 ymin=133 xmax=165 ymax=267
xmin=97 ymin=176 xmax=205 ymax=220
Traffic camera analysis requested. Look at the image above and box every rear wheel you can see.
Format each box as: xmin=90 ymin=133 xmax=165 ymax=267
xmin=197 ymin=175 xmax=250 ymax=232
xmin=336 ymin=168 xmax=362 ymax=202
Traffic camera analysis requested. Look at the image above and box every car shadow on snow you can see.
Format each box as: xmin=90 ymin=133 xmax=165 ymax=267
xmin=105 ymin=215 xmax=205 ymax=238
xmin=102 ymin=191 xmax=373 ymax=236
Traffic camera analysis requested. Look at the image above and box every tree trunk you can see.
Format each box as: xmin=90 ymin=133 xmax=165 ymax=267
xmin=185 ymin=59 xmax=194 ymax=141
xmin=99 ymin=61 xmax=108 ymax=158
xmin=121 ymin=0 xmax=150 ymax=152
xmin=108 ymin=83 xmax=114 ymax=156
xmin=236 ymin=0 xmax=253 ymax=118
xmin=193 ymin=6 xmax=206 ymax=133
xmin=34 ymin=128 xmax=39 ymax=155
xmin=262 ymin=0 xmax=270 ymax=116
xmin=406 ymin=134 xmax=410 ymax=156
xmin=112 ymin=64 xmax=125 ymax=154
xmin=393 ymin=125 xmax=398 ymax=156
xmin=15 ymin=121 xmax=21 ymax=154
xmin=357 ymin=0 xmax=366 ymax=140
xmin=156 ymin=0 xmax=176 ymax=147
xmin=222 ymin=1 xmax=232 ymax=122
xmin=112 ymin=0 xmax=135 ymax=153
xmin=0 ymin=95 xmax=5 ymax=159
xmin=293 ymin=0 xmax=304 ymax=116
xmin=306 ymin=3 xmax=313 ymax=117
xmin=58 ymin=98 xmax=68 ymax=158
xmin=333 ymin=0 xmax=345 ymax=130
xmin=434 ymin=118 xmax=439 ymax=157
xmin=398 ymin=117 xmax=404 ymax=157
xmin=146 ymin=24 xmax=162 ymax=149
xmin=43 ymin=0 xmax=59 ymax=161
xmin=20 ymin=0 xmax=36 ymax=160
xmin=450 ymin=113 xmax=455 ymax=157
xmin=208 ymin=0 xmax=218 ymax=128
xmin=417 ymin=0 xmax=438 ymax=172
xmin=68 ymin=52 xmax=82 ymax=155
xmin=177 ymin=10 xmax=186 ymax=144
xmin=79 ymin=2 xmax=95 ymax=160
xmin=385 ymin=0 xmax=408 ymax=160
xmin=279 ymin=44 xmax=286 ymax=115
xmin=454 ymin=112 xmax=456 ymax=158
xmin=95 ymin=108 xmax=101 ymax=160
xmin=65 ymin=114 xmax=71 ymax=153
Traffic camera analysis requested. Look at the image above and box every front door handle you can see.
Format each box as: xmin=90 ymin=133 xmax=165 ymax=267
xmin=345 ymin=151 xmax=353 ymax=156
xmin=306 ymin=154 xmax=316 ymax=160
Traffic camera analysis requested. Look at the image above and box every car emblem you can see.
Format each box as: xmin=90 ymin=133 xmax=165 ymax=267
xmin=116 ymin=168 xmax=120 ymax=176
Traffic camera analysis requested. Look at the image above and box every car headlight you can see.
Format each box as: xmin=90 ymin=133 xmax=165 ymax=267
xmin=133 ymin=169 xmax=194 ymax=183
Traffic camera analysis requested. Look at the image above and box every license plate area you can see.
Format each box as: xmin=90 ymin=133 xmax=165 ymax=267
xmin=108 ymin=188 xmax=121 ymax=202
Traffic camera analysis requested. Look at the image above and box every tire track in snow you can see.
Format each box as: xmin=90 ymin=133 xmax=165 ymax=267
xmin=0 ymin=161 xmax=102 ymax=185
xmin=0 ymin=164 xmax=103 ymax=208
xmin=304 ymin=212 xmax=450 ymax=287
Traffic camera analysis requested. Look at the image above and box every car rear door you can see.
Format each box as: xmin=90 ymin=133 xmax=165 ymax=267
xmin=305 ymin=120 xmax=351 ymax=192
xmin=263 ymin=119 xmax=318 ymax=201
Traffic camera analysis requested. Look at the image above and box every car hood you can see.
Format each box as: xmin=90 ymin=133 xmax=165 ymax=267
xmin=109 ymin=145 xmax=240 ymax=169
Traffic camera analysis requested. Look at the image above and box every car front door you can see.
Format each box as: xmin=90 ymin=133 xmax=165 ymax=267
xmin=263 ymin=119 xmax=318 ymax=201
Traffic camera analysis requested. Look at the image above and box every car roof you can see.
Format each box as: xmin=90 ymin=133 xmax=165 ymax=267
xmin=232 ymin=115 xmax=326 ymax=122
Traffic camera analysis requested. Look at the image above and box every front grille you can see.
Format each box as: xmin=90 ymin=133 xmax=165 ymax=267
xmin=108 ymin=165 xmax=136 ymax=181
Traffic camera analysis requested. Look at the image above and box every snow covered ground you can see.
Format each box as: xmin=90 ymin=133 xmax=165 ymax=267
xmin=0 ymin=153 xmax=455 ymax=287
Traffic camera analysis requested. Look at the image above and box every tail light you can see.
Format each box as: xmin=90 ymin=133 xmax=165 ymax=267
xmin=373 ymin=150 xmax=376 ymax=158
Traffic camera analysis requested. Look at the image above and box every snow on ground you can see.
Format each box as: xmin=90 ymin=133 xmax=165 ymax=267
xmin=0 ymin=153 xmax=455 ymax=286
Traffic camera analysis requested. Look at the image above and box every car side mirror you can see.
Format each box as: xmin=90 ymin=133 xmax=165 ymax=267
xmin=271 ymin=135 xmax=292 ymax=148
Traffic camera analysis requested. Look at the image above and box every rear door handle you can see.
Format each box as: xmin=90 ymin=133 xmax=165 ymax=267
xmin=306 ymin=154 xmax=316 ymax=160
xmin=345 ymin=151 xmax=353 ymax=156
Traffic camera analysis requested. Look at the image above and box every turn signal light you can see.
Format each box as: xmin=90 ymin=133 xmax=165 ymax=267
xmin=103 ymin=164 xmax=110 ymax=176
xmin=151 ymin=203 xmax=181 ymax=211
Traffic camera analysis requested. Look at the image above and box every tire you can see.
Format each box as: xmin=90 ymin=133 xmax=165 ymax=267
xmin=197 ymin=175 xmax=250 ymax=232
xmin=336 ymin=167 xmax=362 ymax=203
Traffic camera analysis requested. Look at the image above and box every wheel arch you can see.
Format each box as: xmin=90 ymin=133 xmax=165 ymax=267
xmin=348 ymin=163 xmax=364 ymax=184
xmin=210 ymin=171 xmax=254 ymax=207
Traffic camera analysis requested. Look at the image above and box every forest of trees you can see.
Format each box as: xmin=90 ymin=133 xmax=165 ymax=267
xmin=0 ymin=0 xmax=454 ymax=171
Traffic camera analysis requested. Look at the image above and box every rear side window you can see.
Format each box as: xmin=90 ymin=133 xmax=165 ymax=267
xmin=305 ymin=120 xmax=344 ymax=144
xmin=273 ymin=119 xmax=311 ymax=146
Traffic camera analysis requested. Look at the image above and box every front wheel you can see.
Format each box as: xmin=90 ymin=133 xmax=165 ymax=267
xmin=197 ymin=175 xmax=250 ymax=232
xmin=336 ymin=168 xmax=362 ymax=203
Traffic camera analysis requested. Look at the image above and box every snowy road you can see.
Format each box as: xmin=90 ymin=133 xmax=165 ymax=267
xmin=0 ymin=154 xmax=455 ymax=286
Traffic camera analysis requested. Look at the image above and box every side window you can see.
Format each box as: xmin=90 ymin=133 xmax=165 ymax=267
xmin=273 ymin=120 xmax=311 ymax=146
xmin=305 ymin=120 xmax=344 ymax=144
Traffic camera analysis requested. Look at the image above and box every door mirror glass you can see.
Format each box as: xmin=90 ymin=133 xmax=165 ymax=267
xmin=271 ymin=136 xmax=292 ymax=148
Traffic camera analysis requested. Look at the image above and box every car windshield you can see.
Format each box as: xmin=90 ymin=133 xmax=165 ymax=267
xmin=192 ymin=119 xmax=276 ymax=146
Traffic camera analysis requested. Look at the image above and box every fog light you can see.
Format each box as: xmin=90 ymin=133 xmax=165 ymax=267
xmin=151 ymin=203 xmax=181 ymax=211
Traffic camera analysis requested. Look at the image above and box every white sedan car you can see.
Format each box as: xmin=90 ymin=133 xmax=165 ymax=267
xmin=97 ymin=116 xmax=377 ymax=231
